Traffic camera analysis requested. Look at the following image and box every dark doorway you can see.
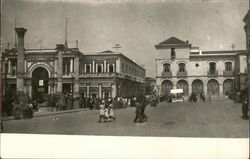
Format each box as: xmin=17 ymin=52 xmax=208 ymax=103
xmin=32 ymin=67 xmax=49 ymax=100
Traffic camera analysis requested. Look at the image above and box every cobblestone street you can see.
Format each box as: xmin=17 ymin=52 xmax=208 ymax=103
xmin=2 ymin=99 xmax=249 ymax=138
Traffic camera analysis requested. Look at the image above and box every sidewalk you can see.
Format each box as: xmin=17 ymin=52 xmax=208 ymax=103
xmin=1 ymin=108 xmax=89 ymax=121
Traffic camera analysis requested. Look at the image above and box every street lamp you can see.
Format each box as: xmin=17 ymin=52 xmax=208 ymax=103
xmin=71 ymin=72 xmax=75 ymax=109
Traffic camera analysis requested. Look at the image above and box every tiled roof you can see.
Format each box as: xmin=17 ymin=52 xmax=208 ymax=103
xmin=159 ymin=37 xmax=187 ymax=45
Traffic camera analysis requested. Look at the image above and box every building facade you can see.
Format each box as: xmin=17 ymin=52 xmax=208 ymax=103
xmin=155 ymin=37 xmax=247 ymax=98
xmin=2 ymin=28 xmax=145 ymax=110
xmin=79 ymin=51 xmax=145 ymax=99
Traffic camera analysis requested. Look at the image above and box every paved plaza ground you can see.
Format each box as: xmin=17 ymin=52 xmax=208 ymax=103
xmin=2 ymin=99 xmax=249 ymax=138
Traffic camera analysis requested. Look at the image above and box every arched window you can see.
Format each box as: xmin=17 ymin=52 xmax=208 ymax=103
xmin=86 ymin=65 xmax=90 ymax=73
xmin=109 ymin=64 xmax=114 ymax=73
xmin=97 ymin=64 xmax=102 ymax=73
xmin=163 ymin=63 xmax=171 ymax=72
xmin=178 ymin=63 xmax=186 ymax=72
xmin=209 ymin=62 xmax=216 ymax=74
xmin=225 ymin=62 xmax=232 ymax=71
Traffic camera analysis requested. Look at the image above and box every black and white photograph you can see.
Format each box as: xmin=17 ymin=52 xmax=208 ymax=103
xmin=0 ymin=0 xmax=249 ymax=158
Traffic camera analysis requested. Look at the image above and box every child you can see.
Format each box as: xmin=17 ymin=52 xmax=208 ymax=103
xmin=108 ymin=99 xmax=116 ymax=122
xmin=98 ymin=100 xmax=105 ymax=123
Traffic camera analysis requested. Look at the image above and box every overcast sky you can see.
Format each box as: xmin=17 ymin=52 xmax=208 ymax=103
xmin=2 ymin=0 xmax=249 ymax=77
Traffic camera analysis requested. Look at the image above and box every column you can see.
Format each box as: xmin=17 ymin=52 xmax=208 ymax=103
xmin=104 ymin=60 xmax=106 ymax=73
xmin=219 ymin=84 xmax=223 ymax=97
xmin=57 ymin=50 xmax=63 ymax=94
xmin=107 ymin=63 xmax=110 ymax=72
xmin=8 ymin=60 xmax=11 ymax=73
xmin=113 ymin=64 xmax=115 ymax=73
xmin=15 ymin=27 xmax=27 ymax=93
xmin=99 ymin=84 xmax=102 ymax=99
xmin=54 ymin=84 xmax=57 ymax=94
xmin=92 ymin=60 xmax=95 ymax=73
xmin=70 ymin=58 xmax=73 ymax=73
xmin=24 ymin=60 xmax=27 ymax=73
xmin=204 ymin=84 xmax=207 ymax=96
xmin=89 ymin=64 xmax=92 ymax=73
xmin=55 ymin=59 xmax=58 ymax=75
xmin=96 ymin=64 xmax=98 ymax=73
xmin=84 ymin=64 xmax=86 ymax=73
xmin=116 ymin=58 xmax=120 ymax=73
xmin=29 ymin=85 xmax=32 ymax=98
xmin=48 ymin=85 xmax=51 ymax=95
xmin=87 ymin=84 xmax=90 ymax=97
xmin=188 ymin=85 xmax=192 ymax=96
xmin=111 ymin=83 xmax=117 ymax=98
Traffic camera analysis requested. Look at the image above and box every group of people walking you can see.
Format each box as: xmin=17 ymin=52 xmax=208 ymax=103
xmin=98 ymin=99 xmax=116 ymax=123
xmin=97 ymin=91 xmax=149 ymax=123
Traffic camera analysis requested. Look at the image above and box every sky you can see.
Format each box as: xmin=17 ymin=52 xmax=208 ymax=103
xmin=2 ymin=0 xmax=249 ymax=77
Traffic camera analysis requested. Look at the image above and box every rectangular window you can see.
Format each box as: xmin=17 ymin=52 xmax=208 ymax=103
xmin=63 ymin=58 xmax=71 ymax=75
xmin=225 ymin=62 xmax=232 ymax=71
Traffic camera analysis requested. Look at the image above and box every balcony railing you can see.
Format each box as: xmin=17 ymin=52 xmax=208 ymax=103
xmin=80 ymin=72 xmax=117 ymax=78
xmin=207 ymin=70 xmax=218 ymax=77
xmin=177 ymin=71 xmax=187 ymax=78
xmin=161 ymin=71 xmax=172 ymax=78
xmin=223 ymin=70 xmax=234 ymax=77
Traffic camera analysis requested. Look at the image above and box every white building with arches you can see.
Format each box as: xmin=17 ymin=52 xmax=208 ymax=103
xmin=155 ymin=37 xmax=247 ymax=98
xmin=2 ymin=27 xmax=145 ymax=110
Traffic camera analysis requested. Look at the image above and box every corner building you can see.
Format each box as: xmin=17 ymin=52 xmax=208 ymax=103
xmin=2 ymin=28 xmax=145 ymax=108
xmin=155 ymin=37 xmax=247 ymax=98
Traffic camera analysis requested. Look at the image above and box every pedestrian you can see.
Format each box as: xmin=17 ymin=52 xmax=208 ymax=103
xmin=239 ymin=88 xmax=249 ymax=119
xmin=108 ymin=99 xmax=116 ymax=121
xmin=32 ymin=100 xmax=38 ymax=111
xmin=134 ymin=91 xmax=147 ymax=123
xmin=98 ymin=100 xmax=105 ymax=123
xmin=104 ymin=101 xmax=110 ymax=122
xmin=133 ymin=98 xmax=143 ymax=123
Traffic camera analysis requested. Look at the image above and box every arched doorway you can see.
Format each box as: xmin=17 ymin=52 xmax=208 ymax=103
xmin=207 ymin=79 xmax=219 ymax=95
xmin=192 ymin=79 xmax=204 ymax=94
xmin=32 ymin=67 xmax=49 ymax=100
xmin=161 ymin=80 xmax=173 ymax=95
xmin=223 ymin=79 xmax=233 ymax=94
xmin=177 ymin=80 xmax=188 ymax=96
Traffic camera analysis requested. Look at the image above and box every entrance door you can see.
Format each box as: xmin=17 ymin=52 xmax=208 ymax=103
xmin=32 ymin=67 xmax=49 ymax=100
xmin=161 ymin=80 xmax=173 ymax=95
xmin=192 ymin=79 xmax=204 ymax=94
xmin=207 ymin=79 xmax=219 ymax=95
xmin=223 ymin=79 xmax=233 ymax=94
xmin=177 ymin=80 xmax=188 ymax=96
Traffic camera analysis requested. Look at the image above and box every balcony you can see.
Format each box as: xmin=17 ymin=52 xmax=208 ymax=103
xmin=223 ymin=70 xmax=234 ymax=77
xmin=80 ymin=72 xmax=118 ymax=78
xmin=177 ymin=71 xmax=187 ymax=78
xmin=161 ymin=71 xmax=172 ymax=78
xmin=207 ymin=70 xmax=218 ymax=77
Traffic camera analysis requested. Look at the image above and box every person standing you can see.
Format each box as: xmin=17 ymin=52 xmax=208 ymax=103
xmin=108 ymin=99 xmax=116 ymax=122
xmin=134 ymin=91 xmax=147 ymax=123
xmin=239 ymin=88 xmax=249 ymax=119
xmin=98 ymin=100 xmax=105 ymax=123
xmin=133 ymin=98 xmax=143 ymax=123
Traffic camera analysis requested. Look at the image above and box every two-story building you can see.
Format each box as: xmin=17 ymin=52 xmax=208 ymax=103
xmin=78 ymin=50 xmax=145 ymax=99
xmin=155 ymin=37 xmax=247 ymax=98
xmin=2 ymin=27 xmax=145 ymax=111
